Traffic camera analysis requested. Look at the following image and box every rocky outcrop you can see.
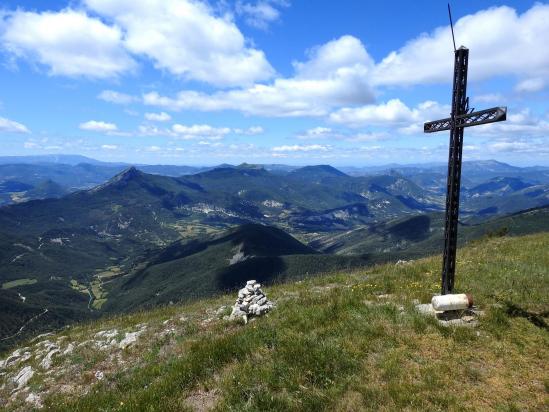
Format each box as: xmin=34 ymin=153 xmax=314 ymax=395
xmin=230 ymin=280 xmax=274 ymax=323
xmin=13 ymin=366 xmax=34 ymax=390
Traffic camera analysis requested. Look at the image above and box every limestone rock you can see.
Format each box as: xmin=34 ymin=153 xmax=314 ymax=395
xmin=119 ymin=327 xmax=146 ymax=349
xmin=13 ymin=366 xmax=34 ymax=389
xmin=25 ymin=392 xmax=43 ymax=409
xmin=63 ymin=343 xmax=74 ymax=355
xmin=40 ymin=349 xmax=60 ymax=370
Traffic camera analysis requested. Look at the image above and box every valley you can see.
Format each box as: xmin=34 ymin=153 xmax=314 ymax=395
xmin=0 ymin=158 xmax=548 ymax=351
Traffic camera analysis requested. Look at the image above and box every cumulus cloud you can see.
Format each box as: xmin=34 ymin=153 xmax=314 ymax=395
xmin=84 ymin=0 xmax=274 ymax=87
xmin=101 ymin=144 xmax=118 ymax=150
xmin=296 ymin=127 xmax=333 ymax=140
xmin=144 ymin=112 xmax=171 ymax=122
xmin=329 ymin=99 xmax=449 ymax=129
xmin=371 ymin=4 xmax=549 ymax=89
xmin=144 ymin=35 xmax=375 ymax=117
xmin=1 ymin=9 xmax=135 ymax=78
xmin=296 ymin=127 xmax=388 ymax=142
xmin=143 ymin=4 xmax=549 ymax=118
xmin=79 ymin=120 xmax=118 ymax=132
xmin=272 ymin=144 xmax=330 ymax=152
xmin=98 ymin=90 xmax=137 ymax=104
xmin=172 ymin=123 xmax=231 ymax=140
xmin=472 ymin=93 xmax=504 ymax=104
xmin=514 ymin=78 xmax=546 ymax=93
xmin=1 ymin=0 xmax=273 ymax=85
xmin=233 ymin=126 xmax=264 ymax=135
xmin=138 ymin=123 xmax=262 ymax=139
xmin=236 ymin=0 xmax=288 ymax=30
xmin=0 ymin=116 xmax=29 ymax=133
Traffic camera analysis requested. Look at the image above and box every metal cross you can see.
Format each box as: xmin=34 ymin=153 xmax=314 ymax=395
xmin=424 ymin=46 xmax=507 ymax=295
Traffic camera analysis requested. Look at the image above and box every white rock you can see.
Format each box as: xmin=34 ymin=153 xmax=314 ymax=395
xmin=95 ymin=329 xmax=118 ymax=339
xmin=119 ymin=330 xmax=144 ymax=349
xmin=25 ymin=392 xmax=43 ymax=408
xmin=40 ymin=349 xmax=60 ymax=370
xmin=63 ymin=343 xmax=74 ymax=355
xmin=13 ymin=366 xmax=34 ymax=389
xmin=95 ymin=370 xmax=104 ymax=380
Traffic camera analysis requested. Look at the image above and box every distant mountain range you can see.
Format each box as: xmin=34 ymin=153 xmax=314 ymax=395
xmin=0 ymin=156 xmax=547 ymax=207
xmin=0 ymin=155 xmax=548 ymax=348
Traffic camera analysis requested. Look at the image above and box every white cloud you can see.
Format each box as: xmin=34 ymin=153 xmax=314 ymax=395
xmin=144 ymin=35 xmax=375 ymax=117
xmin=138 ymin=124 xmax=172 ymax=137
xmin=138 ymin=123 xmax=263 ymax=138
xmin=101 ymin=144 xmax=118 ymax=150
xmin=1 ymin=9 xmax=135 ymax=78
xmin=486 ymin=138 xmax=549 ymax=155
xmin=473 ymin=93 xmax=504 ymax=104
xmin=344 ymin=132 xmax=388 ymax=142
xmin=146 ymin=145 xmax=161 ymax=152
xmin=172 ymin=123 xmax=231 ymax=140
xmin=0 ymin=116 xmax=30 ymax=133
xmin=329 ymin=99 xmax=449 ymax=129
xmin=514 ymin=78 xmax=546 ymax=93
xmin=236 ymin=1 xmax=288 ymax=30
xmin=296 ymin=126 xmax=333 ymax=140
xmin=79 ymin=120 xmax=118 ymax=132
xmin=233 ymin=126 xmax=264 ymax=135
xmin=84 ymin=0 xmax=274 ymax=87
xmin=296 ymin=126 xmax=388 ymax=142
xmin=272 ymin=144 xmax=330 ymax=152
xmin=371 ymin=5 xmax=549 ymax=89
xmin=144 ymin=112 xmax=171 ymax=122
xmin=99 ymin=90 xmax=137 ymax=104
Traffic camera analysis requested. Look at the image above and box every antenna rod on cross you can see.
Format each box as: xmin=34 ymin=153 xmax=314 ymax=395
xmin=448 ymin=3 xmax=457 ymax=52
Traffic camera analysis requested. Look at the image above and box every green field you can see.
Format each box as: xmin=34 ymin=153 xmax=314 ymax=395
xmin=2 ymin=232 xmax=547 ymax=411
xmin=1 ymin=278 xmax=37 ymax=289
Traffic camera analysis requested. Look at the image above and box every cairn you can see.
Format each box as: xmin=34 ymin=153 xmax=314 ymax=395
xmin=230 ymin=280 xmax=274 ymax=323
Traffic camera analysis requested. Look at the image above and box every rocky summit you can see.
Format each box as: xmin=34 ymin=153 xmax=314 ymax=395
xmin=230 ymin=280 xmax=274 ymax=323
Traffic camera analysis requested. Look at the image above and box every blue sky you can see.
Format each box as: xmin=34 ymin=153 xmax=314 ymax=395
xmin=0 ymin=0 xmax=548 ymax=166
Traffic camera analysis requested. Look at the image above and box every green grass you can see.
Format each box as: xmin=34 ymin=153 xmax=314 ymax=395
xmin=1 ymin=278 xmax=37 ymax=289
xmin=3 ymin=233 xmax=548 ymax=411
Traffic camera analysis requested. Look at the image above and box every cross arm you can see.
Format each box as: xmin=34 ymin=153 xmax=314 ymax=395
xmin=424 ymin=106 xmax=507 ymax=133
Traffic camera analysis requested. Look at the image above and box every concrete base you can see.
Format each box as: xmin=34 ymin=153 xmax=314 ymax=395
xmin=415 ymin=303 xmax=482 ymax=327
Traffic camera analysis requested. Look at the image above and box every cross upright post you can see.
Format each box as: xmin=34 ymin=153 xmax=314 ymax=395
xmin=424 ymin=46 xmax=507 ymax=295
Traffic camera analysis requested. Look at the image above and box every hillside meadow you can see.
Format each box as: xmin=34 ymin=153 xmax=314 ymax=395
xmin=1 ymin=232 xmax=547 ymax=411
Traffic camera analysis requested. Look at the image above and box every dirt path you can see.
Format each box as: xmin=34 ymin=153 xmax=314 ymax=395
xmin=0 ymin=308 xmax=49 ymax=341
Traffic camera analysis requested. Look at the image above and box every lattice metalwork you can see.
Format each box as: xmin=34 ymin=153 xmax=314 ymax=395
xmin=423 ymin=46 xmax=506 ymax=295
xmin=424 ymin=106 xmax=507 ymax=133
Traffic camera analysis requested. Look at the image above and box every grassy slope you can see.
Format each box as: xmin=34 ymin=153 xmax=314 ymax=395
xmin=2 ymin=233 xmax=548 ymax=411
xmin=312 ymin=206 xmax=549 ymax=260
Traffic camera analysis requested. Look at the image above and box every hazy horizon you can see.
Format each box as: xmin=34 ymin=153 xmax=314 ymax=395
xmin=2 ymin=153 xmax=549 ymax=169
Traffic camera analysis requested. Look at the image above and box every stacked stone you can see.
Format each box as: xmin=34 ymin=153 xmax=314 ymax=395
xmin=230 ymin=280 xmax=273 ymax=322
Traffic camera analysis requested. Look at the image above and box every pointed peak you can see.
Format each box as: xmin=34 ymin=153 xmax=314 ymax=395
xmin=112 ymin=166 xmax=144 ymax=182
xmin=89 ymin=166 xmax=144 ymax=192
